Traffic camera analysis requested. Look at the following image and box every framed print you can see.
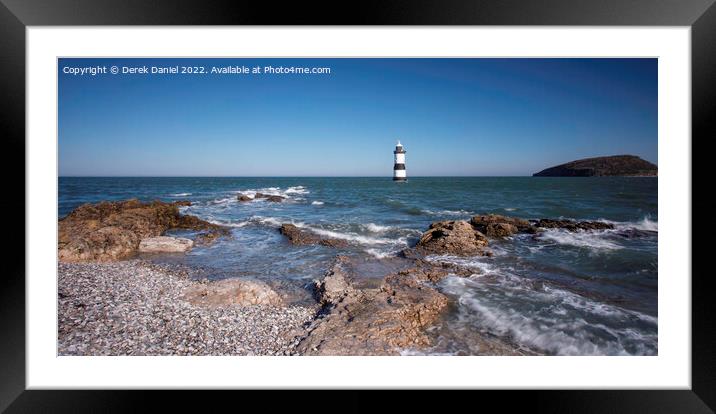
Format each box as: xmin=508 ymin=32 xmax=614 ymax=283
xmin=2 ymin=0 xmax=714 ymax=411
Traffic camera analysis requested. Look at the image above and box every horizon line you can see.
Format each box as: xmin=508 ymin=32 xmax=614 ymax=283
xmin=59 ymin=175 xmax=544 ymax=178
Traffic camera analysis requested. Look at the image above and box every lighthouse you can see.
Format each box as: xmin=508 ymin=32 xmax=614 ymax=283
xmin=393 ymin=141 xmax=407 ymax=181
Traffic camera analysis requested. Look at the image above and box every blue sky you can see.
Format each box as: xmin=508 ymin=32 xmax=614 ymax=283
xmin=58 ymin=58 xmax=657 ymax=176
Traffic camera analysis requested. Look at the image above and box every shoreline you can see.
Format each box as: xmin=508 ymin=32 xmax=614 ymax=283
xmin=57 ymin=198 xmax=656 ymax=356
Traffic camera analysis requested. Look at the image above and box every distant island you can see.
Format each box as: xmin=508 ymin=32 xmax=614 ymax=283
xmin=533 ymin=155 xmax=657 ymax=177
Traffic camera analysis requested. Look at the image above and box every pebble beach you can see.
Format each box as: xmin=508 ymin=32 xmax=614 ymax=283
xmin=58 ymin=260 xmax=315 ymax=356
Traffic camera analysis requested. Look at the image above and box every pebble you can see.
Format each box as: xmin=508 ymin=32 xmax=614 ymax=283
xmin=58 ymin=260 xmax=315 ymax=355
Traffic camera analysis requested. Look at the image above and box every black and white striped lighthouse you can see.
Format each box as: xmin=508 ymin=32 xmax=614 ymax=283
xmin=393 ymin=140 xmax=407 ymax=181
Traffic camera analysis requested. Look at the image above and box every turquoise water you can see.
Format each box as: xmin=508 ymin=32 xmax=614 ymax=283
xmin=59 ymin=176 xmax=658 ymax=355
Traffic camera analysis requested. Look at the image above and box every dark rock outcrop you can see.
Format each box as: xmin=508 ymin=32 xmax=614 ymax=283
xmin=533 ymin=155 xmax=657 ymax=177
xmin=534 ymin=219 xmax=613 ymax=232
xmin=237 ymin=195 xmax=253 ymax=202
xmin=58 ymin=199 xmax=228 ymax=262
xmin=279 ymin=223 xmax=348 ymax=248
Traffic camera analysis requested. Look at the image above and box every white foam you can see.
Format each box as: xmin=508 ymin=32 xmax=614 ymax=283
xmin=295 ymin=223 xmax=395 ymax=246
xmin=364 ymin=223 xmax=392 ymax=232
xmin=364 ymin=248 xmax=394 ymax=259
xmin=609 ymin=217 xmax=658 ymax=232
xmin=422 ymin=209 xmax=473 ymax=216
xmin=311 ymin=201 xmax=324 ymax=205
xmin=284 ymin=186 xmax=310 ymax=195
xmin=169 ymin=192 xmax=192 ymax=197
xmin=208 ymin=219 xmax=249 ymax=228
xmin=441 ymin=275 xmax=657 ymax=356
xmin=538 ymin=229 xmax=623 ymax=250
xmin=425 ymin=255 xmax=500 ymax=274
xmin=504 ymin=207 xmax=517 ymax=212
xmin=250 ymin=216 xmax=284 ymax=227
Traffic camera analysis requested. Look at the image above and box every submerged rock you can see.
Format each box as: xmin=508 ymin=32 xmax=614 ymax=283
xmin=237 ymin=194 xmax=253 ymax=202
xmin=279 ymin=223 xmax=348 ymax=248
xmin=138 ymin=236 xmax=194 ymax=253
xmin=182 ymin=278 xmax=284 ymax=308
xmin=415 ymin=220 xmax=489 ymax=256
xmin=534 ymin=219 xmax=613 ymax=232
xmin=254 ymin=193 xmax=285 ymax=202
xmin=58 ymin=199 xmax=228 ymax=262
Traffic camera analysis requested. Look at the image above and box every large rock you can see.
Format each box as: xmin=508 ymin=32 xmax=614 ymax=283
xmin=182 ymin=278 xmax=283 ymax=307
xmin=237 ymin=194 xmax=253 ymax=202
xmin=58 ymin=199 xmax=228 ymax=262
xmin=138 ymin=236 xmax=194 ymax=253
xmin=279 ymin=223 xmax=348 ymax=248
xmin=534 ymin=219 xmax=613 ymax=232
xmin=296 ymin=259 xmax=454 ymax=355
xmin=415 ymin=220 xmax=489 ymax=256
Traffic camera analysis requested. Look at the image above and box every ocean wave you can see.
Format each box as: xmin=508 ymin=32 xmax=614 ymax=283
xmin=228 ymin=186 xmax=311 ymax=202
xmin=364 ymin=248 xmax=395 ymax=259
xmin=311 ymin=201 xmax=324 ymax=205
xmin=169 ymin=192 xmax=192 ymax=197
xmin=440 ymin=275 xmax=657 ymax=356
xmin=207 ymin=218 xmax=249 ymax=228
xmin=538 ymin=229 xmax=623 ymax=251
xmin=284 ymin=186 xmax=309 ymax=195
xmin=364 ymin=223 xmax=392 ymax=232
xmin=425 ymin=254 xmax=500 ymax=275
xmin=295 ymin=223 xmax=396 ymax=246
xmin=422 ymin=209 xmax=473 ymax=216
xmin=605 ymin=217 xmax=658 ymax=232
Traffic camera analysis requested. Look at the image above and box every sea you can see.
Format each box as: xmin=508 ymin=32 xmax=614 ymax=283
xmin=59 ymin=176 xmax=658 ymax=356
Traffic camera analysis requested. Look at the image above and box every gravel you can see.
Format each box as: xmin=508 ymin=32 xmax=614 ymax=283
xmin=58 ymin=260 xmax=316 ymax=355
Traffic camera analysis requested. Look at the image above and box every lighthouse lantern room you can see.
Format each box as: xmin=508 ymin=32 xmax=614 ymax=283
xmin=393 ymin=141 xmax=407 ymax=181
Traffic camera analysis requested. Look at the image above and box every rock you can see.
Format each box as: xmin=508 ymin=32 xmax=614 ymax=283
xmin=470 ymin=214 xmax=532 ymax=234
xmin=182 ymin=278 xmax=283 ymax=307
xmin=237 ymin=195 xmax=253 ymax=202
xmin=173 ymin=200 xmax=192 ymax=207
xmin=534 ymin=219 xmax=613 ymax=232
xmin=319 ymin=238 xmax=349 ymax=248
xmin=279 ymin=223 xmax=347 ymax=248
xmin=138 ymin=236 xmax=193 ymax=253
xmin=296 ymin=259 xmax=453 ymax=355
xmin=533 ymin=155 xmax=657 ymax=177
xmin=254 ymin=193 xmax=285 ymax=202
xmin=280 ymin=223 xmax=320 ymax=245
xmin=194 ymin=232 xmax=222 ymax=245
xmin=485 ymin=222 xmax=518 ymax=237
xmin=58 ymin=199 xmax=228 ymax=262
xmin=314 ymin=258 xmax=360 ymax=305
xmin=415 ymin=220 xmax=489 ymax=256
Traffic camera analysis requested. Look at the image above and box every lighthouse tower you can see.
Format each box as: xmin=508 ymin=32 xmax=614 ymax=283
xmin=393 ymin=141 xmax=407 ymax=181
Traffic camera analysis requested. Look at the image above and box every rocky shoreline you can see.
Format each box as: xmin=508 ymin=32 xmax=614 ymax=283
xmin=58 ymin=199 xmax=621 ymax=356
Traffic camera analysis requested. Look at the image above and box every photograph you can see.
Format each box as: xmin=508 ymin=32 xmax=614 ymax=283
xmin=57 ymin=57 xmax=658 ymax=357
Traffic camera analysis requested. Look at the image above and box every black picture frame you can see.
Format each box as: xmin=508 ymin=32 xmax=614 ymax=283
xmin=2 ymin=0 xmax=713 ymax=411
